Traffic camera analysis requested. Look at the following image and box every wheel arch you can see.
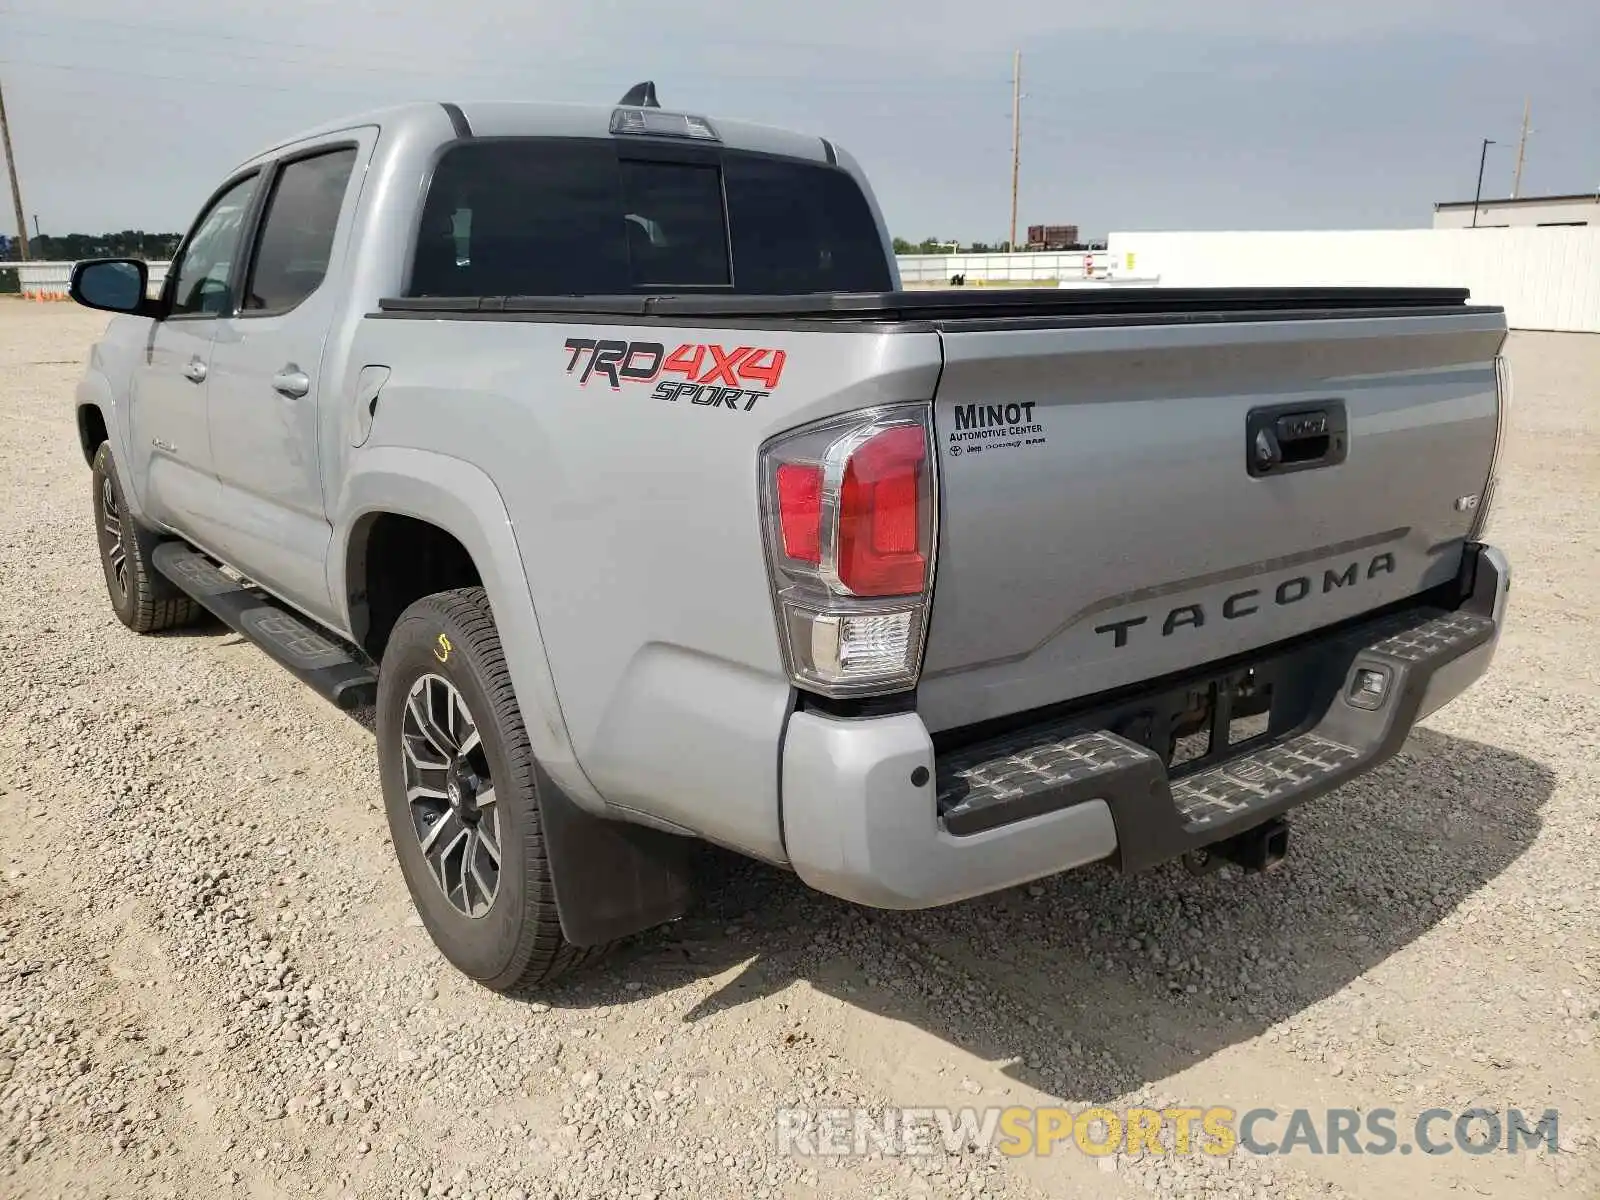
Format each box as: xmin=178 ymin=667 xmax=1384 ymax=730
xmin=75 ymin=370 xmax=151 ymax=523
xmin=345 ymin=511 xmax=481 ymax=663
xmin=77 ymin=403 xmax=110 ymax=467
xmin=332 ymin=447 xmax=603 ymax=812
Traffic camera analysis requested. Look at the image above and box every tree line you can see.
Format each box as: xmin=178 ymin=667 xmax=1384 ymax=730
xmin=1 ymin=231 xmax=183 ymax=293
xmin=2 ymin=230 xmax=182 ymax=263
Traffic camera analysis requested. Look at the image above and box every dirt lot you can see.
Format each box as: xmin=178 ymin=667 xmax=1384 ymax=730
xmin=0 ymin=302 xmax=1595 ymax=1200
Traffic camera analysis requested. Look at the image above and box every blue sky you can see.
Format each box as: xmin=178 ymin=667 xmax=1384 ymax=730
xmin=2 ymin=0 xmax=1595 ymax=241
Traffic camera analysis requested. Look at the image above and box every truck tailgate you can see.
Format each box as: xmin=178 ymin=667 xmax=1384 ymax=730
xmin=919 ymin=308 xmax=1505 ymax=733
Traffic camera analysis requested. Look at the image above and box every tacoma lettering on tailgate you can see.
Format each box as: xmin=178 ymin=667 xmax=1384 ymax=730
xmin=1093 ymin=553 xmax=1398 ymax=648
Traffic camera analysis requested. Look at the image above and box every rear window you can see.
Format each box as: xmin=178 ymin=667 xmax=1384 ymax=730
xmin=408 ymin=138 xmax=891 ymax=298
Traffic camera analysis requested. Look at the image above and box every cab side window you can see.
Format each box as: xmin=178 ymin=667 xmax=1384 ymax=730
xmin=242 ymin=148 xmax=359 ymax=315
xmin=169 ymin=173 xmax=261 ymax=317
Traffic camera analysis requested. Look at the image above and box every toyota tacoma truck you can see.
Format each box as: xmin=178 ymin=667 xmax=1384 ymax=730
xmin=67 ymin=86 xmax=1512 ymax=992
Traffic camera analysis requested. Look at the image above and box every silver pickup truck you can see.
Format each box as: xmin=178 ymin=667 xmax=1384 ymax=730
xmin=67 ymin=86 xmax=1511 ymax=992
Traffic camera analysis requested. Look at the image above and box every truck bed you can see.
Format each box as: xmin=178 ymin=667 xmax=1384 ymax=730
xmin=358 ymin=285 xmax=1504 ymax=812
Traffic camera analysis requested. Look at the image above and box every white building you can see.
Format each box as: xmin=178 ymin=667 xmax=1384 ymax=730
xmin=1433 ymin=192 xmax=1600 ymax=229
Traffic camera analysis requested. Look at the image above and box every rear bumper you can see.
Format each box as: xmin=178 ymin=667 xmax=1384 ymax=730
xmin=780 ymin=543 xmax=1509 ymax=909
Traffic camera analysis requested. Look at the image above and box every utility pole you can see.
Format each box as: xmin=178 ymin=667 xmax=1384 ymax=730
xmin=1511 ymin=98 xmax=1531 ymax=198
xmin=1009 ymin=49 xmax=1021 ymax=254
xmin=1471 ymin=138 xmax=1495 ymax=229
xmin=0 ymin=76 xmax=28 ymax=262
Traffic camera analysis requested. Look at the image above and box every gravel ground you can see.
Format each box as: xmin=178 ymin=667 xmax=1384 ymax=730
xmin=0 ymin=302 xmax=1595 ymax=1200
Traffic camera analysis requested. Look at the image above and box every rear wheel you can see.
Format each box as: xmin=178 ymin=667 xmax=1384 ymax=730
xmin=376 ymin=587 xmax=608 ymax=990
xmin=91 ymin=443 xmax=200 ymax=634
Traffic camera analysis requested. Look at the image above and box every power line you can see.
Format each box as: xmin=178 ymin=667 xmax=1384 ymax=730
xmin=0 ymin=7 xmax=537 ymax=72
xmin=0 ymin=72 xmax=208 ymax=113
xmin=0 ymin=5 xmax=839 ymax=58
xmin=0 ymin=23 xmax=594 ymax=85
xmin=0 ymin=8 xmax=1014 ymax=88
xmin=0 ymin=56 xmax=396 ymax=101
xmin=0 ymin=54 xmax=1007 ymax=106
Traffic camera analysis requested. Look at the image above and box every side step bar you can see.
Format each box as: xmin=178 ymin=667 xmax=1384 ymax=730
xmin=152 ymin=543 xmax=378 ymax=711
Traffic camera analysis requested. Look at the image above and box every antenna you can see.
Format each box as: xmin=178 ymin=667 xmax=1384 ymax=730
xmin=619 ymin=82 xmax=660 ymax=108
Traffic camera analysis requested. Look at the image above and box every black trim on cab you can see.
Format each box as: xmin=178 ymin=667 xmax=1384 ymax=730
xmin=440 ymin=103 xmax=473 ymax=139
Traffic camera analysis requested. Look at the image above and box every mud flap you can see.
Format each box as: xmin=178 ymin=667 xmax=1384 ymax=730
xmin=535 ymin=764 xmax=696 ymax=947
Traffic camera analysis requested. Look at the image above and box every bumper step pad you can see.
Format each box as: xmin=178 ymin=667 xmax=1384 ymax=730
xmin=938 ymin=731 xmax=1160 ymax=836
xmin=1171 ymin=732 xmax=1360 ymax=829
xmin=934 ymin=604 xmax=1497 ymax=868
xmin=1366 ymin=609 xmax=1495 ymax=663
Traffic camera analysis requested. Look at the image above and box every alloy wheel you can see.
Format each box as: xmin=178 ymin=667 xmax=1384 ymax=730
xmin=401 ymin=673 xmax=502 ymax=918
xmin=101 ymin=474 xmax=128 ymax=598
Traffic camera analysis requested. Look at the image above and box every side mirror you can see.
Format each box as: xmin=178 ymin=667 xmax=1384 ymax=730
xmin=69 ymin=259 xmax=159 ymax=317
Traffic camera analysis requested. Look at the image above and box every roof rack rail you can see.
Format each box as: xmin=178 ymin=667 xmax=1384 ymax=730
xmin=618 ymin=81 xmax=660 ymax=108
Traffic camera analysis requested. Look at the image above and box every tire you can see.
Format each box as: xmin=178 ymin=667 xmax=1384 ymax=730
xmin=90 ymin=442 xmax=201 ymax=634
xmin=376 ymin=587 xmax=608 ymax=991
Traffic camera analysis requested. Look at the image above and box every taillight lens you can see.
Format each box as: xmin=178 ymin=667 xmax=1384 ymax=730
xmin=837 ymin=425 xmax=927 ymax=596
xmin=776 ymin=463 xmax=823 ymax=564
xmin=1472 ymin=353 xmax=1511 ymax=542
xmin=760 ymin=405 xmax=937 ymax=697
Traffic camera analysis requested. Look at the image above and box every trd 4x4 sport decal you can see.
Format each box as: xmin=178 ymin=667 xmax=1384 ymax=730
xmin=563 ymin=338 xmax=787 ymax=412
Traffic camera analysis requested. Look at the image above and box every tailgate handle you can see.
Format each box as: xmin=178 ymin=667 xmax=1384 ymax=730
xmin=1247 ymin=402 xmax=1347 ymax=477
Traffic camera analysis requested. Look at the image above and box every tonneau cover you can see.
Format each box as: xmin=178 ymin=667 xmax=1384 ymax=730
xmin=377 ymin=286 xmax=1491 ymax=326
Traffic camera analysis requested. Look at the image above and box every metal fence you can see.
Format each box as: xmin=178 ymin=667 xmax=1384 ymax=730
xmin=896 ymin=249 xmax=1136 ymax=285
xmin=1 ymin=260 xmax=171 ymax=300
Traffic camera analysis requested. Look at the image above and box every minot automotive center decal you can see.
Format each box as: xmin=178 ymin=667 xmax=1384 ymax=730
xmin=945 ymin=402 xmax=1048 ymax=458
xmin=563 ymin=338 xmax=787 ymax=412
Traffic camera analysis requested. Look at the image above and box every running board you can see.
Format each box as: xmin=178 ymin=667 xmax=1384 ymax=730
xmin=151 ymin=543 xmax=378 ymax=711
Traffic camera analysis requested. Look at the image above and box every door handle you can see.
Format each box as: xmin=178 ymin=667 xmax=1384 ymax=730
xmin=272 ymin=366 xmax=311 ymax=399
xmin=182 ymin=358 xmax=208 ymax=384
xmin=1246 ymin=402 xmax=1348 ymax=478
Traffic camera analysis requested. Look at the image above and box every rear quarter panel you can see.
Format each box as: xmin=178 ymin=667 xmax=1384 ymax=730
xmin=339 ymin=315 xmax=941 ymax=860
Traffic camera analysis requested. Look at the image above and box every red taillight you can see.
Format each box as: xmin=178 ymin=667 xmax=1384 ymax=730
xmin=760 ymin=404 xmax=936 ymax=698
xmin=775 ymin=463 xmax=822 ymax=563
xmin=837 ymin=425 xmax=927 ymax=596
